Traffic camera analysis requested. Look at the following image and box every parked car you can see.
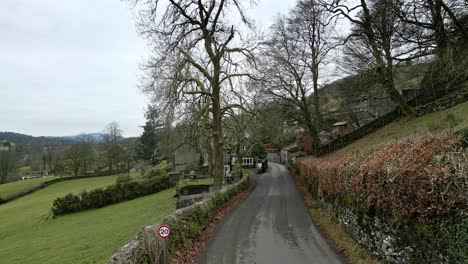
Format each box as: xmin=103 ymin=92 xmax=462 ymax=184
xmin=256 ymin=159 xmax=268 ymax=174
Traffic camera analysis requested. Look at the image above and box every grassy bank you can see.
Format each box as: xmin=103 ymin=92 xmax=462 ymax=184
xmin=0 ymin=177 xmax=57 ymax=199
xmin=326 ymin=101 xmax=468 ymax=159
xmin=296 ymin=103 xmax=468 ymax=263
xmin=0 ymin=175 xmax=176 ymax=264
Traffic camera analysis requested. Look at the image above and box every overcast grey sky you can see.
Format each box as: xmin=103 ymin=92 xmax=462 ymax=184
xmin=0 ymin=0 xmax=295 ymax=137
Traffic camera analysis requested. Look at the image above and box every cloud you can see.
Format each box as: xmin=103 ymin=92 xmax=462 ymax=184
xmin=0 ymin=0 xmax=295 ymax=138
xmin=0 ymin=0 xmax=147 ymax=137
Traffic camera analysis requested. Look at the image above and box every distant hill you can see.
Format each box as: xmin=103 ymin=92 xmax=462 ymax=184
xmin=0 ymin=132 xmax=72 ymax=145
xmin=60 ymin=133 xmax=105 ymax=142
xmin=0 ymin=132 xmax=124 ymax=145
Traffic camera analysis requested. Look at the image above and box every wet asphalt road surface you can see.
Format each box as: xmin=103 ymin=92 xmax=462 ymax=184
xmin=198 ymin=162 xmax=343 ymax=264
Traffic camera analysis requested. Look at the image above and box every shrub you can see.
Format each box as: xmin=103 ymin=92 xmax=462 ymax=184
xmin=145 ymin=168 xmax=167 ymax=179
xmin=51 ymin=193 xmax=82 ymax=216
xmin=250 ymin=143 xmax=267 ymax=159
xmin=51 ymin=176 xmax=174 ymax=217
xmin=314 ymin=132 xmax=467 ymax=224
xmin=458 ymin=127 xmax=468 ymax=147
xmin=178 ymin=184 xmax=211 ymax=196
xmin=116 ymin=174 xmax=132 ymax=185
xmin=440 ymin=218 xmax=468 ymax=263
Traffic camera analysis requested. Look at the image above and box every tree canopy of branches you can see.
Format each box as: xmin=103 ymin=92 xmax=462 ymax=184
xmin=290 ymin=0 xmax=337 ymax=134
xmin=0 ymin=151 xmax=17 ymax=183
xmin=327 ymin=0 xmax=416 ymax=116
xmin=133 ymin=0 xmax=257 ymax=190
xmin=66 ymin=139 xmax=94 ymax=177
xmin=397 ymin=0 xmax=468 ymax=90
xmin=258 ymin=0 xmax=336 ymax=148
xmin=103 ymin=122 xmax=123 ymax=173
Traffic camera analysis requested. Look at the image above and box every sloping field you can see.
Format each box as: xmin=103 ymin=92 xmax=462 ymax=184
xmin=323 ymin=101 xmax=468 ymax=160
xmin=0 ymin=177 xmax=57 ymax=199
xmin=0 ymin=175 xmax=176 ymax=264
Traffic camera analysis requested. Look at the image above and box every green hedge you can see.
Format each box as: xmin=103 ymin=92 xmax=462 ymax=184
xmin=51 ymin=176 xmax=175 ymax=217
xmin=297 ymin=131 xmax=468 ymax=263
xmin=178 ymin=184 xmax=212 ymax=196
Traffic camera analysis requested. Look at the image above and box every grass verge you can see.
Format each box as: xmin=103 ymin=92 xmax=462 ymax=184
xmin=291 ymin=171 xmax=381 ymax=264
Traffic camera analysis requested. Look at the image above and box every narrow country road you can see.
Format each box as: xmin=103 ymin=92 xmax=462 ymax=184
xmin=198 ymin=162 xmax=343 ymax=264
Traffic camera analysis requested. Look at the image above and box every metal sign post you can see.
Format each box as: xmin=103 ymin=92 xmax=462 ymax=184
xmin=162 ymin=239 xmax=166 ymax=264
xmin=157 ymin=225 xmax=171 ymax=264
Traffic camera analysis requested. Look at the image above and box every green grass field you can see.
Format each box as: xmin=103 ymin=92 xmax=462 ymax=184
xmin=0 ymin=177 xmax=58 ymax=199
xmin=0 ymin=172 xmax=141 ymax=200
xmin=0 ymin=141 xmax=15 ymax=151
xmin=325 ymin=101 xmax=468 ymax=159
xmin=0 ymin=175 xmax=176 ymax=264
xmin=17 ymin=165 xmax=32 ymax=172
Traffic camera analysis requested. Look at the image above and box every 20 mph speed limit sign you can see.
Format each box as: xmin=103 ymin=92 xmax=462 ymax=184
xmin=158 ymin=225 xmax=171 ymax=239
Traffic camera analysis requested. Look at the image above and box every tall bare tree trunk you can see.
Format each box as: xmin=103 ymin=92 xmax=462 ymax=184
xmin=234 ymin=133 xmax=243 ymax=179
xmin=211 ymin=63 xmax=224 ymax=190
xmin=312 ymin=66 xmax=322 ymax=138
xmin=212 ymin=94 xmax=224 ymax=191
xmin=360 ymin=0 xmax=414 ymax=116
xmin=207 ymin=140 xmax=214 ymax=179
xmin=430 ymin=0 xmax=453 ymax=81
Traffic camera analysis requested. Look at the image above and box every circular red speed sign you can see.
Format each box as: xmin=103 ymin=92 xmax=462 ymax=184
xmin=158 ymin=225 xmax=171 ymax=239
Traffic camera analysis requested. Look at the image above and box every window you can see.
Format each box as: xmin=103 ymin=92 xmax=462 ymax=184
xmin=242 ymin=157 xmax=254 ymax=165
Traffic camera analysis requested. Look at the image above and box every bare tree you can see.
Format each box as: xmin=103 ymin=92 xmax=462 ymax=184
xmin=259 ymin=16 xmax=320 ymax=146
xmin=182 ymin=94 xmax=214 ymax=178
xmin=397 ymin=0 xmax=468 ymax=89
xmin=103 ymin=122 xmax=122 ymax=145
xmin=223 ymin=91 xmax=256 ymax=179
xmin=327 ymin=0 xmax=415 ymax=116
xmin=131 ymin=0 xmax=256 ymax=190
xmin=77 ymin=134 xmax=96 ymax=175
xmin=66 ymin=141 xmax=94 ymax=177
xmin=0 ymin=151 xmax=16 ymax=183
xmin=290 ymin=0 xmax=337 ymax=135
xmin=103 ymin=122 xmax=123 ymax=173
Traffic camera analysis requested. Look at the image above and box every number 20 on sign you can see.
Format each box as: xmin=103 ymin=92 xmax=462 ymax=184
xmin=158 ymin=225 xmax=171 ymax=239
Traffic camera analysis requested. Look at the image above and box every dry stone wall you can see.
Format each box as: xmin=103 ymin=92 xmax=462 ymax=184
xmin=106 ymin=174 xmax=250 ymax=264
